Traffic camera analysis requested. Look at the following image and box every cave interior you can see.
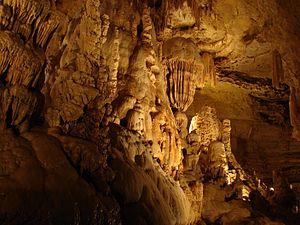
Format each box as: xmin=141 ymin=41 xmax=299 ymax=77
xmin=0 ymin=0 xmax=300 ymax=225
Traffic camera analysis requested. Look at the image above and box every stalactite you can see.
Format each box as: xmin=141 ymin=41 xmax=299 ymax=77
xmin=289 ymin=87 xmax=300 ymax=141
xmin=3 ymin=0 xmax=48 ymax=25
xmin=0 ymin=0 xmax=49 ymax=131
xmin=152 ymin=0 xmax=211 ymax=34
xmin=3 ymin=0 xmax=51 ymax=40
xmin=1 ymin=0 xmax=58 ymax=50
xmin=0 ymin=3 xmax=12 ymax=29
xmin=0 ymin=31 xmax=44 ymax=89
xmin=201 ymin=52 xmax=217 ymax=87
xmin=35 ymin=11 xmax=61 ymax=48
xmin=170 ymin=0 xmax=201 ymax=14
xmin=166 ymin=59 xmax=197 ymax=111
xmin=0 ymin=85 xmax=41 ymax=129
xmin=12 ymin=21 xmax=32 ymax=40
xmin=0 ymin=31 xmax=20 ymax=75
xmin=272 ymin=49 xmax=284 ymax=88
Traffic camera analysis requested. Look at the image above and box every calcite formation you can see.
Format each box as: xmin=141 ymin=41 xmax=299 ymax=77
xmin=189 ymin=106 xmax=221 ymax=147
xmin=165 ymin=59 xmax=198 ymax=111
xmin=272 ymin=49 xmax=284 ymax=89
xmin=201 ymin=52 xmax=217 ymax=87
xmin=0 ymin=0 xmax=299 ymax=225
xmin=289 ymin=87 xmax=300 ymax=141
xmin=0 ymin=31 xmax=44 ymax=85
xmin=151 ymin=108 xmax=182 ymax=170
xmin=163 ymin=38 xmax=218 ymax=113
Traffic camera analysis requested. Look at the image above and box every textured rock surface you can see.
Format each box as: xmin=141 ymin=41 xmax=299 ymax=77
xmin=0 ymin=0 xmax=300 ymax=224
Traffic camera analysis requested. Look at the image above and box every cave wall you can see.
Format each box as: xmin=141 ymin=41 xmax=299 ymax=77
xmin=0 ymin=0 xmax=300 ymax=224
xmin=187 ymin=82 xmax=299 ymax=186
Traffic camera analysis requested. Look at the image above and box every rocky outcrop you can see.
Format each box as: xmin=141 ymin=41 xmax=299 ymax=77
xmin=0 ymin=128 xmax=121 ymax=225
xmin=0 ymin=0 xmax=300 ymax=224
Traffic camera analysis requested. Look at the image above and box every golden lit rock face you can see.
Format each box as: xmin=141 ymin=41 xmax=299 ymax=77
xmin=163 ymin=38 xmax=202 ymax=112
xmin=0 ymin=0 xmax=299 ymax=224
xmin=189 ymin=106 xmax=221 ymax=146
xmin=0 ymin=31 xmax=44 ymax=130
xmin=0 ymin=31 xmax=44 ymax=86
xmin=165 ymin=59 xmax=198 ymax=111
xmin=3 ymin=0 xmax=51 ymax=41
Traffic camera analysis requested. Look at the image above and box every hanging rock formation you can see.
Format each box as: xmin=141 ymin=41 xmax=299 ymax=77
xmin=0 ymin=0 xmax=300 ymax=225
xmin=272 ymin=49 xmax=284 ymax=89
xmin=290 ymin=87 xmax=300 ymax=141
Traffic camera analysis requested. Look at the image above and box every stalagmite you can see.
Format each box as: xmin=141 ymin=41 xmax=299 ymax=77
xmin=221 ymin=119 xmax=231 ymax=153
xmin=184 ymin=130 xmax=202 ymax=176
xmin=101 ymin=14 xmax=110 ymax=45
xmin=108 ymin=28 xmax=120 ymax=99
xmin=127 ymin=102 xmax=145 ymax=136
xmin=189 ymin=106 xmax=221 ymax=146
xmin=188 ymin=108 xmax=250 ymax=186
xmin=152 ymin=109 xmax=182 ymax=169
xmin=112 ymin=96 xmax=137 ymax=124
xmin=141 ymin=5 xmax=153 ymax=46
xmin=272 ymin=50 xmax=284 ymax=88
xmin=175 ymin=111 xmax=188 ymax=138
xmin=188 ymin=107 xmax=227 ymax=180
xmin=208 ymin=141 xmax=229 ymax=180
xmin=221 ymin=119 xmax=245 ymax=181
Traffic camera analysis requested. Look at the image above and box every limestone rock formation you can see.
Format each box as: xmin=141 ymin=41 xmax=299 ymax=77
xmin=0 ymin=0 xmax=300 ymax=225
